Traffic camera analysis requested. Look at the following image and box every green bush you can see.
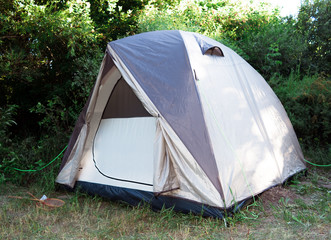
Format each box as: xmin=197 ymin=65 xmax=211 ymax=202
xmin=0 ymin=135 xmax=67 ymax=189
xmin=297 ymin=0 xmax=331 ymax=75
xmin=0 ymin=105 xmax=18 ymax=183
xmin=138 ymin=0 xmax=277 ymax=42
xmin=0 ymin=104 xmax=67 ymax=188
xmin=0 ymin=0 xmax=102 ymax=187
xmin=0 ymin=0 xmax=100 ymax=135
xmin=238 ymin=18 xmax=307 ymax=78
xmin=270 ymin=72 xmax=330 ymax=164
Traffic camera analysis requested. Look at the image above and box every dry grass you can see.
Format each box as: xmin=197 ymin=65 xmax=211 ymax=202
xmin=0 ymin=168 xmax=330 ymax=240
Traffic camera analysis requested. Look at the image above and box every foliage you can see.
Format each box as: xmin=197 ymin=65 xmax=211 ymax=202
xmin=88 ymin=0 xmax=179 ymax=47
xmin=270 ymin=72 xmax=330 ymax=164
xmin=238 ymin=17 xmax=307 ymax=78
xmin=138 ymin=0 xmax=277 ymax=34
xmin=0 ymin=105 xmax=18 ymax=142
xmin=0 ymin=0 xmax=101 ymax=135
xmin=0 ymin=104 xmax=68 ymax=186
xmin=29 ymin=51 xmax=103 ymax=135
xmin=88 ymin=0 xmax=147 ymax=46
xmin=0 ymin=105 xmax=18 ymax=183
xmin=0 ymin=134 xmax=67 ymax=187
xmin=0 ymin=0 xmax=102 ymax=185
xmin=297 ymin=0 xmax=331 ymax=75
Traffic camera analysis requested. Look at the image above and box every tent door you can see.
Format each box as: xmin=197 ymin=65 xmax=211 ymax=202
xmin=77 ymin=77 xmax=155 ymax=191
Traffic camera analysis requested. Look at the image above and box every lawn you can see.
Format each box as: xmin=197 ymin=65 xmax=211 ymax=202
xmin=0 ymin=168 xmax=330 ymax=240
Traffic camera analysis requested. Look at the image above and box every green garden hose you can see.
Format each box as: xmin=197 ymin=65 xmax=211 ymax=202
xmin=12 ymin=145 xmax=68 ymax=172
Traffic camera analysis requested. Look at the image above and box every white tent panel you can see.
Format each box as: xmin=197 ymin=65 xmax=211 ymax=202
xmin=181 ymin=31 xmax=305 ymax=206
xmin=196 ymin=62 xmax=282 ymax=204
xmin=77 ymin=117 xmax=156 ymax=191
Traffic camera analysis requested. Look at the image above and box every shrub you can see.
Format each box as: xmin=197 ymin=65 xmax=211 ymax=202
xmin=270 ymin=72 xmax=330 ymax=164
xmin=138 ymin=0 xmax=277 ymax=42
xmin=0 ymin=0 xmax=103 ymax=186
xmin=297 ymin=0 xmax=331 ymax=75
xmin=238 ymin=18 xmax=307 ymax=78
xmin=0 ymin=0 xmax=100 ymax=135
xmin=0 ymin=105 xmax=18 ymax=183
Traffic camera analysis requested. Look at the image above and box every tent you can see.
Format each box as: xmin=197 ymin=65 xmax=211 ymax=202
xmin=56 ymin=30 xmax=305 ymax=218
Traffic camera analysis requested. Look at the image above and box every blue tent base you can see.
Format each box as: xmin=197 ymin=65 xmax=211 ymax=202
xmin=76 ymin=181 xmax=246 ymax=219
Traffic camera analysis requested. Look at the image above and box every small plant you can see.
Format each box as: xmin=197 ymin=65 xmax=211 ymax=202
xmin=0 ymin=105 xmax=18 ymax=183
xmin=294 ymin=182 xmax=317 ymax=195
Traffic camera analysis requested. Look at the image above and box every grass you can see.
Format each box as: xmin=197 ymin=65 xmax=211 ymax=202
xmin=0 ymin=168 xmax=330 ymax=239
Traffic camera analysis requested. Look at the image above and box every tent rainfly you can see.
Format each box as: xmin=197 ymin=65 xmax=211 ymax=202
xmin=56 ymin=30 xmax=305 ymax=218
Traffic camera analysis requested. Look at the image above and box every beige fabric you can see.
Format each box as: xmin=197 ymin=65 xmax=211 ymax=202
xmin=181 ymin=31 xmax=305 ymax=207
xmin=153 ymin=120 xmax=180 ymax=194
xmin=56 ymin=55 xmax=122 ymax=187
xmin=156 ymin=118 xmax=223 ymax=207
xmin=55 ymin=124 xmax=87 ymax=186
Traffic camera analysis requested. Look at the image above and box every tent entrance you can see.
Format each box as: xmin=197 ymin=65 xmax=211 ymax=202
xmin=81 ymin=77 xmax=155 ymax=190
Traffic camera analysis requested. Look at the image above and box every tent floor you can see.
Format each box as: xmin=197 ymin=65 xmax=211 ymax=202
xmin=76 ymin=181 xmax=246 ymax=218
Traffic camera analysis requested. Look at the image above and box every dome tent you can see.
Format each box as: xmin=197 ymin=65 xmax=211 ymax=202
xmin=56 ymin=30 xmax=305 ymax=218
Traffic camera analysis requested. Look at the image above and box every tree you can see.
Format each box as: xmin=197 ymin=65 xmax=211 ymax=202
xmin=297 ymin=0 xmax=331 ymax=75
xmin=88 ymin=0 xmax=149 ymax=47
xmin=0 ymin=0 xmax=101 ymax=135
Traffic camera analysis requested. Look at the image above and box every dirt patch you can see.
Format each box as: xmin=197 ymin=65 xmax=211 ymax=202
xmin=258 ymin=186 xmax=300 ymax=211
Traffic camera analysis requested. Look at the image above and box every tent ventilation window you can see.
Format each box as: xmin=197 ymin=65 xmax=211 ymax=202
xmin=194 ymin=35 xmax=224 ymax=57
xmin=204 ymin=47 xmax=224 ymax=57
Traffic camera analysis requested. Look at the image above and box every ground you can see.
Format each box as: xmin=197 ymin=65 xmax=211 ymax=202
xmin=0 ymin=168 xmax=330 ymax=239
